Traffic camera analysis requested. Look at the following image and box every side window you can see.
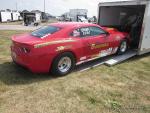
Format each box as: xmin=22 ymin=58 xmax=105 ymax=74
xmin=72 ymin=29 xmax=80 ymax=37
xmin=71 ymin=26 xmax=106 ymax=38
xmin=71 ymin=27 xmax=91 ymax=37
xmin=89 ymin=27 xmax=106 ymax=36
xmin=80 ymin=27 xmax=91 ymax=37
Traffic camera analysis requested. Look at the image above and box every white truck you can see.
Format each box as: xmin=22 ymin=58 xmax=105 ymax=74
xmin=98 ymin=0 xmax=150 ymax=55
xmin=69 ymin=9 xmax=88 ymax=22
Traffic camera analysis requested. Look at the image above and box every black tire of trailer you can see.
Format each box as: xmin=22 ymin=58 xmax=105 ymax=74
xmin=117 ymin=39 xmax=128 ymax=55
xmin=51 ymin=52 xmax=76 ymax=76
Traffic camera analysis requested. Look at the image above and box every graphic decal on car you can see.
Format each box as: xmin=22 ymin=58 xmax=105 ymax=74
xmin=80 ymin=27 xmax=91 ymax=36
xmin=91 ymin=54 xmax=99 ymax=59
xmin=80 ymin=56 xmax=87 ymax=61
xmin=77 ymin=47 xmax=118 ymax=65
xmin=91 ymin=43 xmax=109 ymax=49
xmin=100 ymin=48 xmax=113 ymax=57
xmin=56 ymin=45 xmax=72 ymax=51
xmin=34 ymin=40 xmax=75 ymax=48
xmin=112 ymin=47 xmax=118 ymax=54
xmin=99 ymin=47 xmax=118 ymax=57
xmin=115 ymin=36 xmax=121 ymax=41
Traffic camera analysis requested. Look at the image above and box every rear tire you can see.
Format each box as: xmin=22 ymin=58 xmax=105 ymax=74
xmin=51 ymin=52 xmax=75 ymax=76
xmin=117 ymin=40 xmax=128 ymax=55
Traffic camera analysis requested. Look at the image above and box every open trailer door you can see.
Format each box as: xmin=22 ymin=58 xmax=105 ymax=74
xmin=96 ymin=0 xmax=150 ymax=66
xmin=98 ymin=0 xmax=150 ymax=55
xmin=138 ymin=2 xmax=150 ymax=55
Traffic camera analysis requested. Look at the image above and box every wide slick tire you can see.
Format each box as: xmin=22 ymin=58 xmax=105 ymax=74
xmin=51 ymin=52 xmax=75 ymax=76
xmin=117 ymin=39 xmax=128 ymax=55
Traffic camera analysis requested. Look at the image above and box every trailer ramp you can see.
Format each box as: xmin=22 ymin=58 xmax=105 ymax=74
xmin=105 ymin=50 xmax=137 ymax=66
xmin=75 ymin=50 xmax=137 ymax=72
xmin=75 ymin=57 xmax=108 ymax=72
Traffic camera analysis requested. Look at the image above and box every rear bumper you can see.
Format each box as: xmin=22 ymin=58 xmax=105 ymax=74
xmin=11 ymin=46 xmax=52 ymax=73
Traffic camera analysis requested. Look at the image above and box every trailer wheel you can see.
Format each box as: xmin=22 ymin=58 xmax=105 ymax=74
xmin=117 ymin=40 xmax=128 ymax=55
xmin=51 ymin=52 xmax=75 ymax=76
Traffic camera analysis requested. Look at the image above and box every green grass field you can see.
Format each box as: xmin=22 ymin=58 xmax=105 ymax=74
xmin=0 ymin=30 xmax=150 ymax=113
xmin=0 ymin=21 xmax=23 ymax=25
xmin=0 ymin=18 xmax=58 ymax=26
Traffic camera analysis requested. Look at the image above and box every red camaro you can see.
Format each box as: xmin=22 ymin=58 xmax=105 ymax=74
xmin=11 ymin=22 xmax=130 ymax=75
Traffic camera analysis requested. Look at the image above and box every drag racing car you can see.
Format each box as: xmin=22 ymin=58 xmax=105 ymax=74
xmin=11 ymin=22 xmax=130 ymax=76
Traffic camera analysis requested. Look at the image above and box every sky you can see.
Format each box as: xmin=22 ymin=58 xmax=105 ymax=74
xmin=0 ymin=0 xmax=132 ymax=17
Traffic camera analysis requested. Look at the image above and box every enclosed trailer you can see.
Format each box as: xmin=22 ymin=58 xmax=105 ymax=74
xmin=11 ymin=12 xmax=21 ymax=21
xmin=98 ymin=0 xmax=150 ymax=55
xmin=31 ymin=10 xmax=42 ymax=22
xmin=20 ymin=12 xmax=36 ymax=26
xmin=0 ymin=11 xmax=12 ymax=22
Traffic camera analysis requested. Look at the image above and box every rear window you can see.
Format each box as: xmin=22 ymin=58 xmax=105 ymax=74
xmin=31 ymin=26 xmax=61 ymax=38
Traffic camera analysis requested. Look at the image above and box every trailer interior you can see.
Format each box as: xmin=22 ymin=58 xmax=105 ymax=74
xmin=98 ymin=5 xmax=146 ymax=50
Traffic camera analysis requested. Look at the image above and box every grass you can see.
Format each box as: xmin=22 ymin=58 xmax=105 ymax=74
xmin=0 ymin=30 xmax=150 ymax=113
xmin=0 ymin=18 xmax=58 ymax=26
xmin=0 ymin=21 xmax=23 ymax=25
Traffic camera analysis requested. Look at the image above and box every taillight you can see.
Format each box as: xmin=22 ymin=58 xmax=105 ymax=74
xmin=20 ymin=47 xmax=30 ymax=53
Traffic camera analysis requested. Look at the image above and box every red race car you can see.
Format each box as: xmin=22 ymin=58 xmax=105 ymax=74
xmin=11 ymin=22 xmax=130 ymax=75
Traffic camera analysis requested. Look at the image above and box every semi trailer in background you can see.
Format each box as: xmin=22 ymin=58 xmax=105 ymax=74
xmin=98 ymin=0 xmax=150 ymax=55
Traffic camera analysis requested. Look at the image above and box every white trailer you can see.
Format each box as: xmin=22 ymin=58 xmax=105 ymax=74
xmin=0 ymin=11 xmax=12 ymax=22
xmin=35 ymin=13 xmax=41 ymax=22
xmin=79 ymin=0 xmax=150 ymax=68
xmin=12 ymin=12 xmax=21 ymax=21
xmin=98 ymin=0 xmax=150 ymax=55
xmin=69 ymin=9 xmax=88 ymax=22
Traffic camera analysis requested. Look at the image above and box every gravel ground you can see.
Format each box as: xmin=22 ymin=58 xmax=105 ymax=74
xmin=0 ymin=25 xmax=41 ymax=31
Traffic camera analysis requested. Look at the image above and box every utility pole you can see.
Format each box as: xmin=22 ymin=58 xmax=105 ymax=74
xmin=44 ymin=0 xmax=45 ymax=13
xmin=16 ymin=2 xmax=18 ymax=11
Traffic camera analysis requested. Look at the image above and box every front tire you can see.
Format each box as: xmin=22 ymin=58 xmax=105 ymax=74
xmin=117 ymin=40 xmax=128 ymax=55
xmin=51 ymin=52 xmax=75 ymax=76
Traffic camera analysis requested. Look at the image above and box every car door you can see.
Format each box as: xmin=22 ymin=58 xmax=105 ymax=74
xmin=80 ymin=26 xmax=118 ymax=59
xmin=70 ymin=27 xmax=101 ymax=60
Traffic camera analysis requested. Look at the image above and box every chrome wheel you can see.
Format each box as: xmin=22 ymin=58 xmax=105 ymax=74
xmin=120 ymin=41 xmax=127 ymax=53
xmin=58 ymin=57 xmax=72 ymax=73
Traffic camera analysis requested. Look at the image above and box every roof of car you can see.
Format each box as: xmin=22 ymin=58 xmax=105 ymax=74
xmin=50 ymin=22 xmax=98 ymax=28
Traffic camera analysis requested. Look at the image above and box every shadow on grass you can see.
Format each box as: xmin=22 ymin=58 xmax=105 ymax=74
xmin=0 ymin=55 xmax=111 ymax=86
xmin=0 ymin=62 xmax=56 ymax=85
xmin=117 ymin=52 xmax=150 ymax=65
xmin=0 ymin=52 xmax=149 ymax=85
xmin=128 ymin=52 xmax=150 ymax=62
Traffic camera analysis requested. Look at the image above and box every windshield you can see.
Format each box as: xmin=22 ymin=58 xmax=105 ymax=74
xmin=31 ymin=26 xmax=61 ymax=38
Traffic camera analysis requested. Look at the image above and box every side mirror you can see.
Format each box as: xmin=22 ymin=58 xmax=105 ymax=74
xmin=103 ymin=32 xmax=110 ymax=38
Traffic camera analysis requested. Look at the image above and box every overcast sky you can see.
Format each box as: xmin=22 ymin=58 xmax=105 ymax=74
xmin=0 ymin=0 xmax=132 ymax=17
